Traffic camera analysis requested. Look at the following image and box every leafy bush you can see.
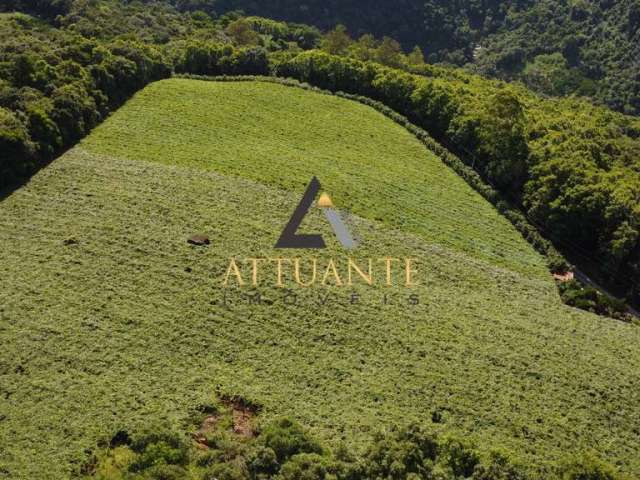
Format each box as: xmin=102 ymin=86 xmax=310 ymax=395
xmin=203 ymin=461 xmax=249 ymax=480
xmin=471 ymin=451 xmax=528 ymax=480
xmin=277 ymin=453 xmax=328 ymax=480
xmin=143 ymin=464 xmax=189 ymax=480
xmin=0 ymin=106 xmax=34 ymax=185
xmin=444 ymin=439 xmax=480 ymax=478
xmin=558 ymin=281 xmax=630 ymax=321
xmin=247 ymin=446 xmax=279 ymax=477
xmin=259 ymin=418 xmax=323 ymax=464
xmin=363 ymin=424 xmax=439 ymax=479
xmin=128 ymin=429 xmax=190 ymax=472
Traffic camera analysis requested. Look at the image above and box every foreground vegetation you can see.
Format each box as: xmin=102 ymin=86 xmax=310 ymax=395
xmin=2 ymin=80 xmax=639 ymax=478
xmin=84 ymin=399 xmax=626 ymax=480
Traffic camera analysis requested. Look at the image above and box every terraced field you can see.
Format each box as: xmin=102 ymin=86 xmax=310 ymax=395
xmin=1 ymin=79 xmax=639 ymax=478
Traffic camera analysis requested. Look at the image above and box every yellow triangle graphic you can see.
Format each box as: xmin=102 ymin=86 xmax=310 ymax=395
xmin=317 ymin=192 xmax=335 ymax=208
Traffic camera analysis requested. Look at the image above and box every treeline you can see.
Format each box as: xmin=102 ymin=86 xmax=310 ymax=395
xmin=0 ymin=2 xmax=136 ymax=183
xmin=201 ymin=0 xmax=640 ymax=116
xmin=11 ymin=0 xmax=638 ymax=114
xmin=0 ymin=12 xmax=170 ymax=185
xmin=0 ymin=2 xmax=315 ymax=186
xmin=269 ymin=51 xmax=640 ymax=307
xmin=199 ymin=0 xmax=511 ymax=64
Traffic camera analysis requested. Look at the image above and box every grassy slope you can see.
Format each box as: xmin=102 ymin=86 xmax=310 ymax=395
xmin=82 ymin=79 xmax=547 ymax=280
xmin=0 ymin=79 xmax=639 ymax=478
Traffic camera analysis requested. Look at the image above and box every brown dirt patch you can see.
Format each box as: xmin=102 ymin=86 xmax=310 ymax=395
xmin=222 ymin=395 xmax=259 ymax=439
xmin=231 ymin=404 xmax=254 ymax=438
xmin=192 ymin=396 xmax=259 ymax=448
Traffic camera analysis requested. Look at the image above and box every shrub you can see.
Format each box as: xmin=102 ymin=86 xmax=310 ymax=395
xmin=472 ymin=451 xmax=528 ymax=480
xmin=277 ymin=453 xmax=328 ymax=480
xmin=444 ymin=439 xmax=480 ymax=478
xmin=363 ymin=424 xmax=438 ymax=479
xmin=247 ymin=446 xmax=279 ymax=476
xmin=203 ymin=461 xmax=250 ymax=480
xmin=128 ymin=429 xmax=189 ymax=472
xmin=144 ymin=464 xmax=189 ymax=480
xmin=0 ymin=106 xmax=34 ymax=184
xmin=260 ymin=418 xmax=323 ymax=464
xmin=558 ymin=280 xmax=629 ymax=320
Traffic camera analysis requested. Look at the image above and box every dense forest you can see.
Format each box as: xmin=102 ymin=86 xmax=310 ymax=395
xmin=204 ymin=0 xmax=640 ymax=116
xmin=0 ymin=0 xmax=639 ymax=311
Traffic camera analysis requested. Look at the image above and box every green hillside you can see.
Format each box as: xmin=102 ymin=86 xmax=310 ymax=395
xmin=82 ymin=79 xmax=546 ymax=278
xmin=1 ymin=79 xmax=640 ymax=478
xmin=2 ymin=2 xmax=640 ymax=310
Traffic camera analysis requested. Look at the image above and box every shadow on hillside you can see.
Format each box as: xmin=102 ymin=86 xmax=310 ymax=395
xmin=0 ymin=177 xmax=30 ymax=203
xmin=0 ymin=144 xmax=74 ymax=203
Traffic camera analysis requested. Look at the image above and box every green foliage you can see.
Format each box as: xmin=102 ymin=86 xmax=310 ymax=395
xmin=90 ymin=419 xmax=603 ymax=480
xmin=277 ymin=454 xmax=328 ymax=480
xmin=207 ymin=0 xmax=640 ymax=115
xmin=0 ymin=0 xmax=72 ymax=19
xmin=247 ymin=446 xmax=279 ymax=477
xmin=363 ymin=425 xmax=438 ymax=479
xmin=406 ymin=46 xmax=425 ymax=67
xmin=0 ymin=106 xmax=34 ymax=184
xmin=472 ymin=451 xmax=528 ymax=480
xmin=473 ymin=90 xmax=529 ymax=190
xmin=558 ymin=280 xmax=630 ymax=321
xmin=322 ymin=27 xmax=425 ymax=69
xmin=321 ymin=24 xmax=351 ymax=56
xmin=0 ymin=10 xmax=173 ymax=184
xmin=141 ymin=464 xmax=189 ymax=480
xmin=444 ymin=439 xmax=480 ymax=477
xmin=205 ymin=0 xmax=502 ymax=65
xmin=260 ymin=419 xmax=323 ymax=464
xmin=174 ymin=42 xmax=268 ymax=76
xmin=522 ymin=54 xmax=592 ymax=97
xmin=226 ymin=18 xmax=260 ymax=46
xmin=203 ymin=462 xmax=249 ymax=480
xmin=472 ymin=0 xmax=640 ymax=115
xmin=128 ymin=429 xmax=190 ymax=472
xmin=245 ymin=17 xmax=321 ymax=50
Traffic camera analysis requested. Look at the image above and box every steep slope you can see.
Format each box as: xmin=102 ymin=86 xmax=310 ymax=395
xmin=0 ymin=79 xmax=639 ymax=478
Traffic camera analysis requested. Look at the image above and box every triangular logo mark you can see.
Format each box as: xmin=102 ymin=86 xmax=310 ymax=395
xmin=275 ymin=177 xmax=358 ymax=250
